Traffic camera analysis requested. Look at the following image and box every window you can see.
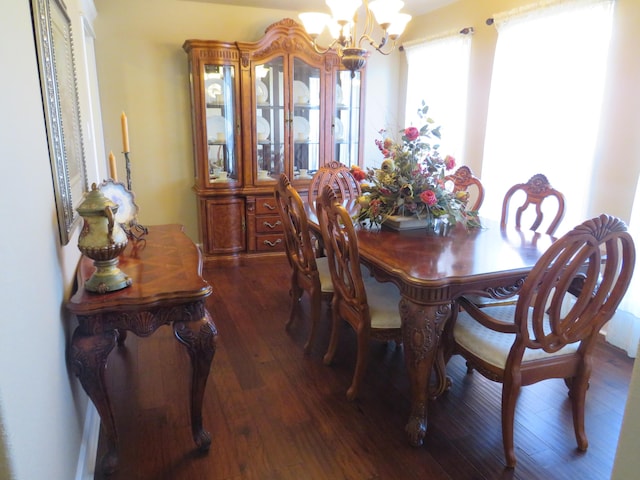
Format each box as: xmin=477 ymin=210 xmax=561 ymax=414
xmin=404 ymin=31 xmax=472 ymax=161
xmin=480 ymin=0 xmax=615 ymax=232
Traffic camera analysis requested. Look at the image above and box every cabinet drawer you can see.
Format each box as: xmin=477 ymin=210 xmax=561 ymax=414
xmin=256 ymin=215 xmax=283 ymax=233
xmin=256 ymin=233 xmax=285 ymax=251
xmin=256 ymin=197 xmax=279 ymax=215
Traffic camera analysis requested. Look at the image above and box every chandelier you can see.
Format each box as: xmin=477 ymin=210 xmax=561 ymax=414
xmin=299 ymin=0 xmax=411 ymax=75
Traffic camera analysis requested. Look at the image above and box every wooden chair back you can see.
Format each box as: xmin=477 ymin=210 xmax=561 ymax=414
xmin=316 ymin=184 xmax=368 ymax=323
xmin=316 ymin=184 xmax=402 ymax=400
xmin=308 ymin=161 xmax=361 ymax=206
xmin=513 ymin=214 xmax=633 ymax=351
xmin=444 ymin=165 xmax=485 ymax=212
xmin=453 ymin=214 xmax=635 ymax=467
xmin=275 ymin=173 xmax=331 ymax=353
xmin=500 ymin=173 xmax=566 ymax=235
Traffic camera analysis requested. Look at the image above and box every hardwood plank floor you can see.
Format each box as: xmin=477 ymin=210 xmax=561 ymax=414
xmin=95 ymin=256 xmax=634 ymax=480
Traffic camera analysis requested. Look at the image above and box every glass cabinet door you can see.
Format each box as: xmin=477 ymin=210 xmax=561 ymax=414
xmin=204 ymin=64 xmax=238 ymax=184
xmin=291 ymin=57 xmax=321 ymax=179
xmin=334 ymin=69 xmax=361 ymax=168
xmin=255 ymin=58 xmax=285 ymax=182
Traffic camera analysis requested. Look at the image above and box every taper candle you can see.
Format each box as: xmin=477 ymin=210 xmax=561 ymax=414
xmin=121 ymin=111 xmax=130 ymax=153
xmin=108 ymin=151 xmax=118 ymax=181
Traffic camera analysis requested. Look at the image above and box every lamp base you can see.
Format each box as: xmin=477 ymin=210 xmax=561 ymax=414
xmin=85 ymin=258 xmax=132 ymax=294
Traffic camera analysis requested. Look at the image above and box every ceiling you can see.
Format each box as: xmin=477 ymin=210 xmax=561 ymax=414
xmin=189 ymin=1 xmax=459 ymax=17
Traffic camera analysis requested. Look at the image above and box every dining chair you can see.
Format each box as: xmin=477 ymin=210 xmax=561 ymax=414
xmin=307 ymin=161 xmax=361 ymax=206
xmin=501 ymin=173 xmax=566 ymax=236
xmin=444 ymin=165 xmax=485 ymax=212
xmin=316 ymin=184 xmax=403 ymax=401
xmin=275 ymin=174 xmax=333 ymax=354
xmin=443 ymin=214 xmax=635 ymax=468
xmin=469 ymin=173 xmax=567 ymax=308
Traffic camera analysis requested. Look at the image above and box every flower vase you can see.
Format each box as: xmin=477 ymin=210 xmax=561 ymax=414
xmin=425 ymin=216 xmax=452 ymax=237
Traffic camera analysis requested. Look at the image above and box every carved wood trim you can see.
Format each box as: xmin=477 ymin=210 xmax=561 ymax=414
xmin=77 ymin=300 xmax=209 ymax=336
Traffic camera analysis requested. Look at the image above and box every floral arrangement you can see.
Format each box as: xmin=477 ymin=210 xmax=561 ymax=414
xmin=351 ymin=103 xmax=480 ymax=230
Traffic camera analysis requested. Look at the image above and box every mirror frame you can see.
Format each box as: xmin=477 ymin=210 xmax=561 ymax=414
xmin=31 ymin=0 xmax=88 ymax=245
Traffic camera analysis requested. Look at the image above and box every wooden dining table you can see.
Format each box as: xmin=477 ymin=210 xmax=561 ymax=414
xmin=305 ymin=203 xmax=555 ymax=447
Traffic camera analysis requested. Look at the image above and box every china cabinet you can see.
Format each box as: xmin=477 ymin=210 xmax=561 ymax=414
xmin=184 ymin=19 xmax=365 ymax=263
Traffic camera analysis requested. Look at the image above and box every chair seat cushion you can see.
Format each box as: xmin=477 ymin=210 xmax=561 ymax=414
xmin=364 ymin=278 xmax=402 ymax=329
xmin=454 ymin=304 xmax=579 ymax=370
xmin=316 ymin=257 xmax=334 ymax=293
xmin=465 ymin=293 xmax=518 ymax=307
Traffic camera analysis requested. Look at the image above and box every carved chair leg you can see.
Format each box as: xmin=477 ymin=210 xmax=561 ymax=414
xmin=564 ymin=376 xmax=590 ymax=398
xmin=346 ymin=327 xmax=371 ymax=401
xmin=570 ymin=367 xmax=591 ymax=451
xmin=304 ymin=288 xmax=322 ymax=354
xmin=501 ymin=377 xmax=522 ymax=468
xmin=323 ymin=304 xmax=341 ymax=366
xmin=286 ymin=273 xmax=303 ymax=332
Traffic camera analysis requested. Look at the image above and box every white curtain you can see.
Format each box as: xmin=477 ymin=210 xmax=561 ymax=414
xmin=481 ymin=0 xmax=615 ymax=233
xmin=404 ymin=31 xmax=472 ymax=161
xmin=605 ymin=177 xmax=640 ymax=357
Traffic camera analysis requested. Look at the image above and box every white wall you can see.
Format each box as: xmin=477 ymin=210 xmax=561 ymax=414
xmin=0 ymin=1 xmax=102 ymax=479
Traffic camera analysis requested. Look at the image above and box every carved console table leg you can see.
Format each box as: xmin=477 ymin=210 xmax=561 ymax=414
xmin=399 ymin=298 xmax=451 ymax=447
xmin=173 ymin=306 xmax=218 ymax=451
xmin=69 ymin=328 xmax=119 ymax=475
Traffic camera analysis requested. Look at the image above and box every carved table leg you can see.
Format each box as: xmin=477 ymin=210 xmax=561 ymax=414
xmin=173 ymin=307 xmax=218 ymax=452
xmin=69 ymin=328 xmax=119 ymax=475
xmin=399 ymin=298 xmax=451 ymax=447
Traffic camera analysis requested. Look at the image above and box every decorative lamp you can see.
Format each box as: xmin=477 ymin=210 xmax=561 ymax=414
xmin=299 ymin=0 xmax=411 ymax=75
xmin=77 ymin=183 xmax=132 ymax=293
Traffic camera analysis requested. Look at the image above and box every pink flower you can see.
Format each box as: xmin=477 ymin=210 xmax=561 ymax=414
xmin=420 ymin=190 xmax=438 ymax=206
xmin=404 ymin=127 xmax=420 ymax=142
xmin=444 ymin=155 xmax=456 ymax=170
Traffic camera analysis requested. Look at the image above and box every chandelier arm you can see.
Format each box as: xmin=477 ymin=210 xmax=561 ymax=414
xmin=309 ymin=37 xmax=341 ymax=55
xmin=359 ymin=32 xmax=395 ymax=55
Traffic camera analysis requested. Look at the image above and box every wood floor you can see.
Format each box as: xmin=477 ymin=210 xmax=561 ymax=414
xmin=95 ymin=255 xmax=634 ymax=480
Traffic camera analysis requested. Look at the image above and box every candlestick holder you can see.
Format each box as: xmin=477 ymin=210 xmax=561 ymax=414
xmin=124 ymin=151 xmax=133 ymax=192
xmin=123 ymin=151 xmax=148 ymax=241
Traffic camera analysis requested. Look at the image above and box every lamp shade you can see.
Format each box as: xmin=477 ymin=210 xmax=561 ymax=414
xmin=327 ymin=19 xmax=346 ymax=39
xmin=368 ymin=0 xmax=404 ymax=27
xmin=326 ymin=0 xmax=362 ymax=24
xmin=299 ymin=12 xmax=330 ymax=36
xmin=387 ymin=13 xmax=411 ymax=38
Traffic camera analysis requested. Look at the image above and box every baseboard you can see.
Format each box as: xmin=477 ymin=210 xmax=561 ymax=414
xmin=75 ymin=403 xmax=100 ymax=480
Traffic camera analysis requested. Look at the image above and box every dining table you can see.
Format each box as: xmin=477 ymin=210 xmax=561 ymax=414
xmin=305 ymin=202 xmax=555 ymax=447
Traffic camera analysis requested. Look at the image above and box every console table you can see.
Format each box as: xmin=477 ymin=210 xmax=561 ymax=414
xmin=67 ymin=224 xmax=217 ymax=475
